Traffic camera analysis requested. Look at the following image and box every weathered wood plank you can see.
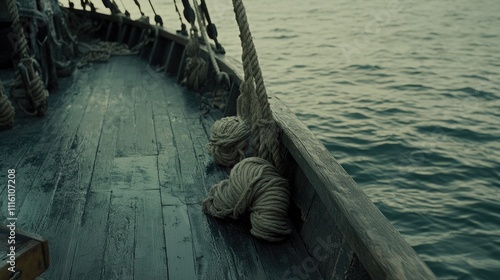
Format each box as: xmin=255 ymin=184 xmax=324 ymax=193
xmin=270 ymin=97 xmax=436 ymax=280
xmin=169 ymin=112 xmax=204 ymax=204
xmin=14 ymin=69 xmax=96 ymax=233
xmin=39 ymin=71 xmax=111 ymax=280
xmin=116 ymin=114 xmax=137 ymax=157
xmin=301 ymin=194 xmax=353 ymax=279
xmin=186 ymin=204 xmax=238 ymax=280
xmin=110 ymin=155 xmax=159 ymax=191
xmin=0 ymin=73 xmax=87 ymax=222
xmin=70 ymin=190 xmax=111 ymax=280
xmin=102 ymin=190 xmax=137 ymax=280
xmin=155 ymin=115 xmax=185 ymax=206
xmin=162 ymin=204 xmax=197 ymax=280
xmin=134 ymin=190 xmax=168 ymax=279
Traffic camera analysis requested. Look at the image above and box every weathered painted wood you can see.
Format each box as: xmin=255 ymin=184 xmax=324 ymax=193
xmin=133 ymin=101 xmax=157 ymax=156
xmin=162 ymin=204 xmax=197 ymax=280
xmin=70 ymin=190 xmax=111 ymax=280
xmin=134 ymin=190 xmax=169 ymax=279
xmin=102 ymin=190 xmax=137 ymax=280
xmin=39 ymin=69 xmax=111 ymax=280
xmin=270 ymin=97 xmax=436 ymax=280
xmin=301 ymin=194 xmax=363 ymax=279
xmin=0 ymin=74 xmax=84 ymax=219
xmin=169 ymin=112 xmax=204 ymax=204
xmin=110 ymin=155 xmax=159 ymax=191
xmin=14 ymin=70 xmax=95 ymax=233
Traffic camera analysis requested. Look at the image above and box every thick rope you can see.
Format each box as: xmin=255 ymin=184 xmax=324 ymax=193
xmin=7 ymin=0 xmax=49 ymax=117
xmin=206 ymin=116 xmax=250 ymax=166
xmin=203 ymin=0 xmax=291 ymax=243
xmin=231 ymin=0 xmax=285 ymax=173
xmin=203 ymin=157 xmax=292 ymax=242
xmin=0 ymin=81 xmax=15 ymax=130
xmin=206 ymin=76 xmax=253 ymax=166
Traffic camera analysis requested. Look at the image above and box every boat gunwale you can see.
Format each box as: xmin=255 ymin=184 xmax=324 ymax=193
xmin=64 ymin=8 xmax=436 ymax=280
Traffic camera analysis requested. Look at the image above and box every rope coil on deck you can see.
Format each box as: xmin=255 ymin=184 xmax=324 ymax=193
xmin=0 ymin=82 xmax=15 ymax=130
xmin=203 ymin=0 xmax=291 ymax=242
xmin=202 ymin=157 xmax=292 ymax=242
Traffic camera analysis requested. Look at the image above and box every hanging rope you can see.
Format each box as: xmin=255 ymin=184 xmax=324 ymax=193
xmin=203 ymin=0 xmax=290 ymax=242
xmin=7 ymin=0 xmax=49 ymax=117
xmin=180 ymin=0 xmax=207 ymax=92
xmin=0 ymin=81 xmax=15 ymax=130
xmin=203 ymin=157 xmax=291 ymax=242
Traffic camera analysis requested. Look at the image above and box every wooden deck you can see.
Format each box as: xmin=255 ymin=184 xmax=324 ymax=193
xmin=0 ymin=57 xmax=319 ymax=280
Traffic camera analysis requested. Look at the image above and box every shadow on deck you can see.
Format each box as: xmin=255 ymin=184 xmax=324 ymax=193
xmin=0 ymin=57 xmax=317 ymax=280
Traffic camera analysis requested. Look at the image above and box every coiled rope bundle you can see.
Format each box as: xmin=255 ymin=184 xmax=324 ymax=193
xmin=203 ymin=0 xmax=290 ymax=242
xmin=203 ymin=157 xmax=291 ymax=242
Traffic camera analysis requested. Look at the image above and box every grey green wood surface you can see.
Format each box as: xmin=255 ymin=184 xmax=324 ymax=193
xmin=1 ymin=57 xmax=318 ymax=279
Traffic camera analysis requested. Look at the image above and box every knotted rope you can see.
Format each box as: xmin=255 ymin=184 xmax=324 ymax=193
xmin=181 ymin=1 xmax=207 ymax=92
xmin=203 ymin=157 xmax=292 ymax=242
xmin=0 ymin=81 xmax=15 ymax=130
xmin=7 ymin=0 xmax=49 ymax=117
xmin=203 ymin=0 xmax=290 ymax=242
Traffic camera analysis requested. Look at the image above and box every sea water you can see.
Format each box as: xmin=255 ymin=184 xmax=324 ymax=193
xmin=91 ymin=0 xmax=500 ymax=278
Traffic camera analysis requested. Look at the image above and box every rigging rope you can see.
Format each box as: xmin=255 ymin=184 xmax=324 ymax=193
xmin=173 ymin=0 xmax=188 ymax=35
xmin=0 ymin=81 xmax=15 ymax=130
xmin=7 ymin=0 xmax=49 ymax=117
xmin=180 ymin=0 xmax=207 ymax=92
xmin=203 ymin=0 xmax=290 ymax=242
xmin=199 ymin=0 xmax=224 ymax=54
xmin=147 ymin=0 xmax=163 ymax=26
xmin=133 ymin=0 xmax=145 ymax=16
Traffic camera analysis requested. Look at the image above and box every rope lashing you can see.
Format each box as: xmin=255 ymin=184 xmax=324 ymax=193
xmin=202 ymin=157 xmax=292 ymax=242
xmin=0 ymin=81 xmax=15 ymax=130
xmin=7 ymin=0 xmax=49 ymax=117
xmin=181 ymin=0 xmax=207 ymax=92
xmin=173 ymin=0 xmax=188 ymax=35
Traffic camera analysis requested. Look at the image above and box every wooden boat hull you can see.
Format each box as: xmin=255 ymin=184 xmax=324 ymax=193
xmin=0 ymin=6 xmax=436 ymax=279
